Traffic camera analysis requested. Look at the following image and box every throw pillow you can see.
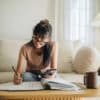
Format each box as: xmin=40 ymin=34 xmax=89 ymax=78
xmin=73 ymin=46 xmax=100 ymax=74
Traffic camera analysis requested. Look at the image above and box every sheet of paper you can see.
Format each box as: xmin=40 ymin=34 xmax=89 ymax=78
xmin=0 ymin=82 xmax=43 ymax=90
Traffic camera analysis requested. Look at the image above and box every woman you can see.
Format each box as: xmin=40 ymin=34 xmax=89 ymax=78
xmin=13 ymin=19 xmax=58 ymax=84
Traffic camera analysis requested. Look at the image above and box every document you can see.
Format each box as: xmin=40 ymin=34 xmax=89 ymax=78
xmin=0 ymin=76 xmax=84 ymax=91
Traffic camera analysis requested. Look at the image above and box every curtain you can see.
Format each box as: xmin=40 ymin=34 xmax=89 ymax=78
xmin=50 ymin=0 xmax=64 ymax=41
xmin=53 ymin=0 xmax=100 ymax=46
xmin=63 ymin=0 xmax=99 ymax=45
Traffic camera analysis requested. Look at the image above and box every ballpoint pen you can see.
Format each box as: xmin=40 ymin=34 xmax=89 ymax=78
xmin=12 ymin=66 xmax=18 ymax=76
xmin=12 ymin=66 xmax=22 ymax=84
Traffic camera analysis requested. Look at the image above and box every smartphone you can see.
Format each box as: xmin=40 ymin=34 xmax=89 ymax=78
xmin=44 ymin=69 xmax=57 ymax=75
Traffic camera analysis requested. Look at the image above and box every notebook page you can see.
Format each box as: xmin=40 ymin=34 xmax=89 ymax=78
xmin=0 ymin=82 xmax=43 ymax=90
xmin=41 ymin=76 xmax=80 ymax=90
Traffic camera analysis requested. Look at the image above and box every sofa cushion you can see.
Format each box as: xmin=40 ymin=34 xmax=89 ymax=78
xmin=0 ymin=72 xmax=14 ymax=83
xmin=57 ymin=41 xmax=74 ymax=73
xmin=0 ymin=40 xmax=28 ymax=72
xmin=73 ymin=46 xmax=100 ymax=74
xmin=0 ymin=72 xmax=83 ymax=83
xmin=59 ymin=72 xmax=84 ymax=83
xmin=59 ymin=73 xmax=100 ymax=85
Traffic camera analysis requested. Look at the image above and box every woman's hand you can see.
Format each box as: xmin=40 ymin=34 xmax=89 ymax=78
xmin=43 ymin=71 xmax=56 ymax=79
xmin=43 ymin=74 xmax=53 ymax=79
xmin=13 ymin=73 xmax=22 ymax=84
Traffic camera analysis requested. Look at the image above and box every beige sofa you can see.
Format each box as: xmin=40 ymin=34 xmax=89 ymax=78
xmin=0 ymin=39 xmax=99 ymax=85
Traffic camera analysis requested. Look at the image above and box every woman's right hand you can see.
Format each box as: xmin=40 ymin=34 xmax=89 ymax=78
xmin=13 ymin=73 xmax=23 ymax=84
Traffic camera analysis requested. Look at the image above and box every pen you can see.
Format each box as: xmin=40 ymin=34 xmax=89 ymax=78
xmin=12 ymin=66 xmax=18 ymax=76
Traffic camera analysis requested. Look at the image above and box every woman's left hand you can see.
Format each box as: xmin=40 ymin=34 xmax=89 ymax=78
xmin=43 ymin=74 xmax=52 ymax=79
xmin=43 ymin=72 xmax=56 ymax=79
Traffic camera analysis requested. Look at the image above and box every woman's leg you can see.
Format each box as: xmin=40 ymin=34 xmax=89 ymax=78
xmin=22 ymin=72 xmax=40 ymax=81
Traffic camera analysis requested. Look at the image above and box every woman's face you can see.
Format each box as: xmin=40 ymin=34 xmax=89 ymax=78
xmin=32 ymin=34 xmax=50 ymax=49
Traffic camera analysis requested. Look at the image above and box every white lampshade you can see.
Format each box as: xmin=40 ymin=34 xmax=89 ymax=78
xmin=92 ymin=13 xmax=100 ymax=27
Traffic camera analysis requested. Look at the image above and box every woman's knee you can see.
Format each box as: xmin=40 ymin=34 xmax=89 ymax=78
xmin=22 ymin=72 xmax=37 ymax=81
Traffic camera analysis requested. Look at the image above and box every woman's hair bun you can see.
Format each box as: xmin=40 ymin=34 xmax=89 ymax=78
xmin=40 ymin=19 xmax=49 ymax=24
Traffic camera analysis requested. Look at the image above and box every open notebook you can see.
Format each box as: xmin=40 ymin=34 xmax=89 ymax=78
xmin=0 ymin=77 xmax=84 ymax=91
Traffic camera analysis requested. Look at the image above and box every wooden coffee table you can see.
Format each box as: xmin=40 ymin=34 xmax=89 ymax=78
xmin=0 ymin=86 xmax=100 ymax=100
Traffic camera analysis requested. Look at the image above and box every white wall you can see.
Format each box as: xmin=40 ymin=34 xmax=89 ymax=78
xmin=0 ymin=0 xmax=54 ymax=40
xmin=1 ymin=0 xmax=100 ymax=50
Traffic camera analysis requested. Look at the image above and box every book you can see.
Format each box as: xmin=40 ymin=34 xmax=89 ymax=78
xmin=0 ymin=76 xmax=84 ymax=91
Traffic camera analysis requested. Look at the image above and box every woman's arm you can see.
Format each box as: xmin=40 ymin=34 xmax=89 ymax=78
xmin=44 ymin=42 xmax=58 ymax=78
xmin=50 ymin=41 xmax=58 ymax=69
xmin=13 ymin=46 xmax=26 ymax=84
xmin=16 ymin=46 xmax=26 ymax=74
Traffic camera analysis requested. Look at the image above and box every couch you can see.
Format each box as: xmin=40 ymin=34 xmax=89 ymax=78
xmin=0 ymin=39 xmax=84 ymax=83
xmin=0 ymin=39 xmax=100 ymax=82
